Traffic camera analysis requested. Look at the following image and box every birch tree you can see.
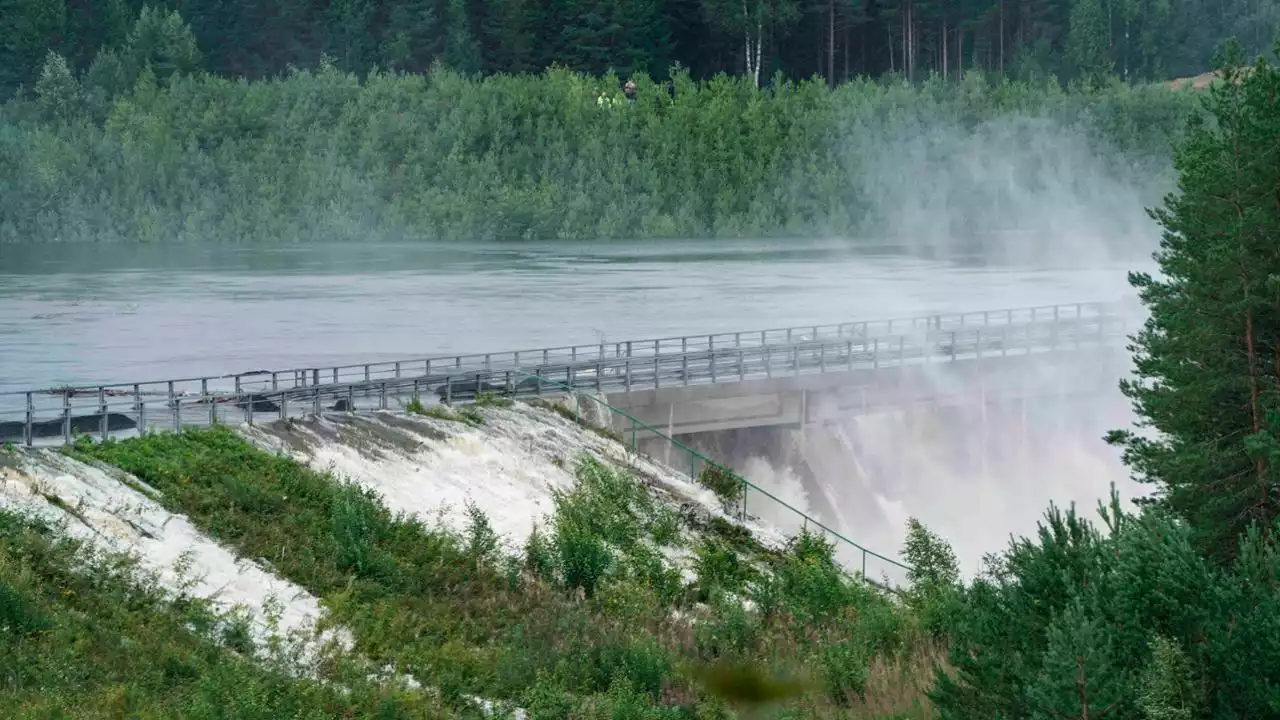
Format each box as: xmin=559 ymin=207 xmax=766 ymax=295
xmin=700 ymin=0 xmax=799 ymax=86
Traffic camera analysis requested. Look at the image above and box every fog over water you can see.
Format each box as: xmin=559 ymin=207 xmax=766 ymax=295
xmin=0 ymin=112 xmax=1168 ymax=570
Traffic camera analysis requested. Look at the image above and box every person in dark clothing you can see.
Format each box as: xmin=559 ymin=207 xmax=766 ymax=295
xmin=623 ymin=80 xmax=637 ymax=104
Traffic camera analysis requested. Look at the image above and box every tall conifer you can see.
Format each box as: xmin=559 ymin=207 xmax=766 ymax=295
xmin=1107 ymin=39 xmax=1280 ymax=562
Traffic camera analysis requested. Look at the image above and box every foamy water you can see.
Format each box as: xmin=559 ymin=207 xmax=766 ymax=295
xmin=241 ymin=403 xmax=794 ymax=555
xmin=0 ymin=451 xmax=351 ymax=665
xmin=727 ymin=401 xmax=1143 ymax=578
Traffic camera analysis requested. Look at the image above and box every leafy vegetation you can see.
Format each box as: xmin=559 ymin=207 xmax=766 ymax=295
xmin=67 ymin=427 xmax=940 ymax=717
xmin=697 ymin=463 xmax=746 ymax=510
xmin=405 ymin=394 xmax=484 ymax=426
xmin=7 ymin=6 xmax=1280 ymax=718
xmin=2 ymin=5 xmax=1200 ymax=245
xmin=0 ymin=507 xmax=440 ymax=718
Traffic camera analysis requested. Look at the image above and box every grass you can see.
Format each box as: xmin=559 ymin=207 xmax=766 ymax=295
xmin=404 ymin=394 xmax=485 ymax=427
xmin=66 ymin=427 xmax=941 ymax=717
xmin=474 ymin=392 xmax=515 ymax=409
xmin=0 ymin=507 xmax=442 ymax=718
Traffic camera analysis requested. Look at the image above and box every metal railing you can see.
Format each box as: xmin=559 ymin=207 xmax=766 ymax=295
xmin=0 ymin=306 xmax=1129 ymax=448
xmin=522 ymin=375 xmax=915 ymax=588
xmin=0 ymin=301 xmax=1115 ymax=412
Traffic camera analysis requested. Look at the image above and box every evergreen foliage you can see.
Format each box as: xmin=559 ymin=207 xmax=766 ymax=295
xmin=1106 ymin=40 xmax=1280 ymax=562
xmin=2 ymin=0 xmax=1278 ymax=96
xmin=930 ymin=493 xmax=1280 ymax=719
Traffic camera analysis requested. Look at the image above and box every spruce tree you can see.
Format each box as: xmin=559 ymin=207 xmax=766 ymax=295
xmin=1107 ymin=40 xmax=1280 ymax=564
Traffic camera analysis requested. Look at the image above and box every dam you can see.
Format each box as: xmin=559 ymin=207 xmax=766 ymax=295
xmin=0 ymin=299 xmax=1135 ymax=579
xmin=0 ymin=301 xmax=1127 ymax=446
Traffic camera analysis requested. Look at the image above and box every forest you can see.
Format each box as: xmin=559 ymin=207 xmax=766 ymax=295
xmin=3 ymin=1 xmax=1268 ymax=244
xmin=0 ymin=6 xmax=1204 ymax=246
xmin=3 ymin=0 xmax=1280 ymax=95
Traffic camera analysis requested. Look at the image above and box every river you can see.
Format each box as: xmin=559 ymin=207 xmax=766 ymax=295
xmin=0 ymin=238 xmax=1146 ymax=394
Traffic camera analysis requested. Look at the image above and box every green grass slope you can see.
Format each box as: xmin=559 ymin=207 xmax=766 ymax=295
xmin=56 ymin=426 xmax=942 ymax=718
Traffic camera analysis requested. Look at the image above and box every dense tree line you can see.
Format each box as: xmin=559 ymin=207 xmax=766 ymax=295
xmin=3 ymin=0 xmax=1279 ymax=99
xmin=0 ymin=57 xmax=1194 ymax=244
xmin=926 ymin=41 xmax=1280 ymax=719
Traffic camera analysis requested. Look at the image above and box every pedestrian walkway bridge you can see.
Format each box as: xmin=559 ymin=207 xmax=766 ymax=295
xmin=0 ymin=301 xmax=1129 ymax=447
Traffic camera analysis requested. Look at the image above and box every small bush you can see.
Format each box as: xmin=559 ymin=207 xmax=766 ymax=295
xmin=474 ymin=392 xmax=514 ymax=409
xmin=524 ymin=523 xmax=557 ymax=580
xmin=404 ymin=395 xmax=484 ymax=426
xmin=557 ymin=520 xmax=613 ymax=597
xmin=457 ymin=406 xmax=485 ymax=426
xmin=464 ymin=501 xmax=501 ymax=567
xmin=648 ymin=506 xmax=682 ymax=547
xmin=697 ymin=464 xmax=744 ymax=509
xmin=331 ymin=482 xmax=389 ymax=575
xmin=819 ymin=639 xmax=870 ymax=705
xmin=693 ymin=541 xmax=751 ymax=602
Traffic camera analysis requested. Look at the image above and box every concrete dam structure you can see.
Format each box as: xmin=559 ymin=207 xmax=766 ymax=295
xmin=0 ymin=301 xmax=1134 ymax=573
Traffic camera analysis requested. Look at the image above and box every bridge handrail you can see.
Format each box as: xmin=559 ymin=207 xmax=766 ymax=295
xmin=0 ymin=301 xmax=1122 ymax=402
xmin=518 ymin=373 xmax=915 ymax=580
xmin=0 ymin=316 xmax=1130 ymax=444
xmin=1 ymin=314 xmax=1128 ymax=419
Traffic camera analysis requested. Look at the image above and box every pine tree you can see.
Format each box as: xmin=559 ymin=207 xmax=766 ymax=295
xmin=0 ymin=0 xmax=67 ymax=95
xmin=1025 ymin=597 xmax=1130 ymax=719
xmin=1066 ymin=0 xmax=1112 ymax=84
xmin=121 ymin=5 xmax=203 ymax=81
xmin=1107 ymin=40 xmax=1280 ymax=564
xmin=33 ymin=49 xmax=79 ymax=120
xmin=442 ymin=0 xmax=481 ymax=74
xmin=381 ymin=0 xmax=441 ymax=71
xmin=326 ymin=0 xmax=375 ymax=73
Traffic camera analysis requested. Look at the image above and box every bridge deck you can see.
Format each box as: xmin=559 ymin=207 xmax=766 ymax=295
xmin=0 ymin=301 xmax=1128 ymax=446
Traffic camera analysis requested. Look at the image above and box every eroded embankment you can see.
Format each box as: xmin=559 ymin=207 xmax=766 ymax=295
xmin=0 ymin=400 xmax=935 ymax=717
xmin=239 ymin=399 xmax=790 ymax=554
xmin=0 ymin=448 xmax=346 ymax=661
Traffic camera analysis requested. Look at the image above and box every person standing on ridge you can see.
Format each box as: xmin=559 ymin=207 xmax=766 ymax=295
xmin=623 ymin=80 xmax=636 ymax=105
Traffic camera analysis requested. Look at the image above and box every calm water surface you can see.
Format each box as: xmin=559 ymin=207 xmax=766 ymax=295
xmin=0 ymin=239 xmax=1144 ymax=393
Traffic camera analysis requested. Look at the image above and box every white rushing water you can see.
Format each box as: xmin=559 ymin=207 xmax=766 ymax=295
xmin=0 ymin=450 xmax=352 ymax=666
xmin=240 ymin=400 xmax=792 ymax=553
xmin=0 ymin=400 xmax=814 ymax=694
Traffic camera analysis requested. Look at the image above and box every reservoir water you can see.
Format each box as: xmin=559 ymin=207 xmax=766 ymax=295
xmin=0 ymin=238 xmax=1144 ymax=393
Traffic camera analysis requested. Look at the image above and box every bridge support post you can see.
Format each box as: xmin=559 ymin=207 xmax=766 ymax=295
xmin=99 ymin=387 xmax=108 ymax=441
xmin=980 ymin=377 xmax=988 ymax=479
xmin=665 ymin=405 xmax=674 ymax=467
xmin=23 ymin=392 xmax=33 ymax=447
xmin=1020 ymin=394 xmax=1029 ymax=473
